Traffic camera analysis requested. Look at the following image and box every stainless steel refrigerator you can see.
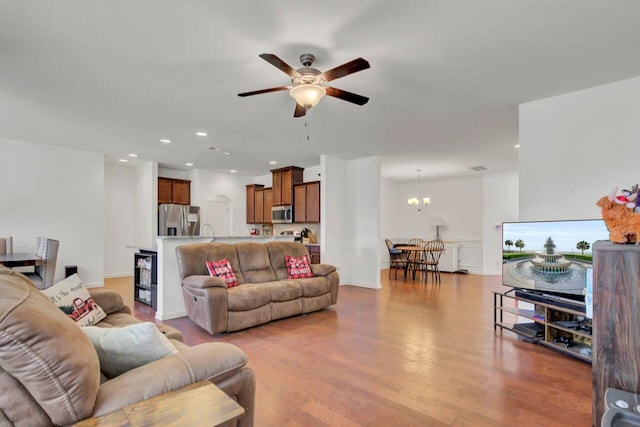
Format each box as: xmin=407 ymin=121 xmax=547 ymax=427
xmin=158 ymin=204 xmax=201 ymax=236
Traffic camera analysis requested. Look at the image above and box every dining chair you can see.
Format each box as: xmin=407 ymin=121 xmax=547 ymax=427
xmin=0 ymin=236 xmax=12 ymax=255
xmin=385 ymin=239 xmax=407 ymax=279
xmin=26 ymin=237 xmax=59 ymax=290
xmin=423 ymin=239 xmax=446 ymax=283
xmin=406 ymin=238 xmax=425 ymax=279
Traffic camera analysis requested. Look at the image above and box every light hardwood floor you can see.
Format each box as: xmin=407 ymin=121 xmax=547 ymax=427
xmin=105 ymin=272 xmax=592 ymax=426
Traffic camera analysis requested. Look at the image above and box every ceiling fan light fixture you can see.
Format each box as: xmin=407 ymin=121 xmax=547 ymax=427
xmin=289 ymin=84 xmax=326 ymax=108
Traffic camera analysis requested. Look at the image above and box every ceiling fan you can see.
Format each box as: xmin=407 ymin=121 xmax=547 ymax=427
xmin=238 ymin=53 xmax=370 ymax=118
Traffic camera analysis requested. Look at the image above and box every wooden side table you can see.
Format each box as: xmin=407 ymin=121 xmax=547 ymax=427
xmin=73 ymin=381 xmax=244 ymax=427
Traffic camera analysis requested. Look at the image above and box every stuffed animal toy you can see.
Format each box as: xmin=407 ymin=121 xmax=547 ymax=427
xmin=597 ymin=191 xmax=640 ymax=243
xmin=612 ymin=187 xmax=637 ymax=209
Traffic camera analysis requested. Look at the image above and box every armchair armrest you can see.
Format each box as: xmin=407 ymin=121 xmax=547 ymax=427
xmin=92 ymin=342 xmax=249 ymax=417
xmin=88 ymin=288 xmax=131 ymax=315
xmin=311 ymin=263 xmax=337 ymax=276
xmin=182 ymin=275 xmax=227 ymax=289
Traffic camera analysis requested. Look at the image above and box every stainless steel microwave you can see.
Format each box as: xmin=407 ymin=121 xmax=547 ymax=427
xmin=272 ymin=205 xmax=293 ymax=223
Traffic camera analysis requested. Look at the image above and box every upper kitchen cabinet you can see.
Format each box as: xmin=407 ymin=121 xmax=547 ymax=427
xmin=262 ymin=187 xmax=273 ymax=224
xmin=246 ymin=184 xmax=264 ymax=224
xmin=271 ymin=166 xmax=304 ymax=206
xmin=294 ymin=181 xmax=320 ymax=223
xmin=158 ymin=177 xmax=191 ymax=205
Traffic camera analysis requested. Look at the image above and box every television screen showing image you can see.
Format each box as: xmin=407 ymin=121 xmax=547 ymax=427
xmin=502 ymin=219 xmax=610 ymax=297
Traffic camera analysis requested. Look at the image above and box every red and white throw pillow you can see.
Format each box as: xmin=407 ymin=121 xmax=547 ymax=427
xmin=206 ymin=258 xmax=238 ymax=288
xmin=285 ymin=255 xmax=314 ymax=279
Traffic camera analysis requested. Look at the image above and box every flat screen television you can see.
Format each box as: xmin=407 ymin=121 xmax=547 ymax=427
xmin=502 ymin=219 xmax=610 ymax=302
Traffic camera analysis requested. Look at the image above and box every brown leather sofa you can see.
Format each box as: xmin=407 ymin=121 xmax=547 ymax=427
xmin=0 ymin=267 xmax=255 ymax=427
xmin=176 ymin=241 xmax=339 ymax=334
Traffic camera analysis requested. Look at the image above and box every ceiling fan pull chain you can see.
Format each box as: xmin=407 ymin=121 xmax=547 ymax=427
xmin=306 ymin=107 xmax=310 ymax=141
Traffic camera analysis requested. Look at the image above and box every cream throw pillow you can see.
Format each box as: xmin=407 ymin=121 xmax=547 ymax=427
xmin=82 ymin=322 xmax=178 ymax=378
xmin=41 ymin=274 xmax=107 ymax=327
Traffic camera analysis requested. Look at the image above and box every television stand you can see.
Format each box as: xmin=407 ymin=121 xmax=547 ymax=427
xmin=493 ymin=289 xmax=592 ymax=363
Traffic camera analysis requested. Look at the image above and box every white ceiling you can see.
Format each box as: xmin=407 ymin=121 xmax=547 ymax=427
xmin=1 ymin=1 xmax=640 ymax=181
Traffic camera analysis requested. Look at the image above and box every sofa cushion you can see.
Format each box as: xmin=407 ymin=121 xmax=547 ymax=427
xmin=0 ymin=268 xmax=100 ymax=425
xmin=285 ymin=254 xmax=314 ymax=279
xmin=236 ymin=242 xmax=277 ymax=284
xmin=176 ymin=243 xmax=245 ymax=284
xmin=206 ymin=258 xmax=238 ymax=287
xmin=297 ymin=276 xmax=332 ymax=297
xmin=265 ymin=280 xmax=303 ymax=302
xmin=41 ymin=274 xmax=107 ymax=326
xmin=266 ymin=241 xmax=310 ymax=280
xmin=82 ymin=322 xmax=178 ymax=378
xmin=227 ymin=284 xmax=271 ymax=311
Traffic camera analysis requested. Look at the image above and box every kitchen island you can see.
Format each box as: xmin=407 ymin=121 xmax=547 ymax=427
xmin=151 ymin=235 xmax=295 ymax=320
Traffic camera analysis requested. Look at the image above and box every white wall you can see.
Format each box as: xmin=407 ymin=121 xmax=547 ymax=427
xmin=0 ymin=138 xmax=104 ymax=285
xmin=519 ymin=75 xmax=640 ymax=220
xmin=380 ymin=174 xmax=518 ymax=274
xmin=133 ymin=161 xmax=157 ymax=248
xmin=345 ymin=157 xmax=381 ymax=287
xmin=190 ymin=169 xmax=252 ymax=236
xmin=482 ymin=174 xmax=519 ymax=274
xmin=104 ymin=163 xmax=136 ymax=277
xmin=321 ymin=155 xmax=348 ymax=281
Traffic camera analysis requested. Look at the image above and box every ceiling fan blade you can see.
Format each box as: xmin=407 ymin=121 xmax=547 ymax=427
xmin=320 ymin=58 xmax=370 ymax=82
xmin=259 ymin=53 xmax=301 ymax=78
xmin=325 ymin=87 xmax=369 ymax=105
xmin=293 ymin=103 xmax=307 ymax=118
xmin=237 ymin=86 xmax=289 ymax=97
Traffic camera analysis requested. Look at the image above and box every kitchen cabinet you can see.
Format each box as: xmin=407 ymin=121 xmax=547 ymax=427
xmin=245 ymin=184 xmax=264 ymax=224
xmin=255 ymin=188 xmax=264 ymax=223
xmin=158 ymin=177 xmax=191 ymax=205
xmin=294 ymin=181 xmax=320 ymax=223
xmin=271 ymin=166 xmax=304 ymax=206
xmin=263 ymin=188 xmax=273 ymax=224
xmin=306 ymin=245 xmax=320 ymax=264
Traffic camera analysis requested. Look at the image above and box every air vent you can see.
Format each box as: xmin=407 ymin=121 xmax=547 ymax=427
xmin=470 ymin=166 xmax=488 ymax=172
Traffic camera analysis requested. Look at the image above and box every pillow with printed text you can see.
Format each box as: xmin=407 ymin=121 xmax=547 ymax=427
xmin=285 ymin=254 xmax=314 ymax=279
xmin=206 ymin=258 xmax=238 ymax=287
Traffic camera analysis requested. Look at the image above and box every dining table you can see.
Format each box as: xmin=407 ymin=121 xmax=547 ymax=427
xmin=0 ymin=253 xmax=42 ymax=268
xmin=395 ymin=245 xmax=444 ymax=280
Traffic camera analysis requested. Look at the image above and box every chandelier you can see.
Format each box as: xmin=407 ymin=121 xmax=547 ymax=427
xmin=407 ymin=169 xmax=430 ymax=212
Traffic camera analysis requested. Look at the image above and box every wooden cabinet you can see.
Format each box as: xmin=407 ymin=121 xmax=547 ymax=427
xmin=158 ymin=178 xmax=191 ymax=205
xmin=294 ymin=181 xmax=320 ymax=223
xmin=255 ymin=188 xmax=265 ymax=223
xmin=306 ymin=245 xmax=320 ymax=264
xmin=245 ymin=184 xmax=264 ymax=224
xmin=246 ymin=185 xmax=273 ymax=224
xmin=263 ymin=188 xmax=273 ymax=224
xmin=592 ymin=241 xmax=640 ymax=426
xmin=271 ymin=166 xmax=303 ymax=206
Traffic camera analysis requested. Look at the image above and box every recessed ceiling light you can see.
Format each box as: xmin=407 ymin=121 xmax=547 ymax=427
xmin=119 ymin=159 xmax=128 ymax=163
xmin=269 ymin=160 xmax=278 ymax=165
xmin=160 ymin=139 xmax=171 ymax=144
xmin=223 ymin=151 xmax=232 ymax=155
xmin=514 ymin=144 xmax=520 ymax=148
xmin=230 ymin=169 xmax=237 ymax=174
xmin=185 ymin=162 xmax=194 ymax=167
xmin=196 ymin=131 xmax=208 ymax=137
xmin=128 ymin=153 xmax=138 ymax=158
xmin=208 ymin=147 xmax=221 ymax=151
xmin=470 ymin=165 xmax=488 ymax=171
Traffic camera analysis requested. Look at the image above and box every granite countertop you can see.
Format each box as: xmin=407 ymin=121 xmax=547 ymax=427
xmin=154 ymin=235 xmax=295 ymax=240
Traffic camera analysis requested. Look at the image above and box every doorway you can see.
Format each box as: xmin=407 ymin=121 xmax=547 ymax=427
xmin=201 ymin=196 xmax=232 ymax=236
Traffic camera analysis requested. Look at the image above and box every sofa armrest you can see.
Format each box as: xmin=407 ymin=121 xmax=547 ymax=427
xmin=92 ymin=342 xmax=250 ymax=417
xmin=311 ymin=263 xmax=337 ymax=276
xmin=88 ymin=288 xmax=131 ymax=315
xmin=182 ymin=274 xmax=227 ymax=289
